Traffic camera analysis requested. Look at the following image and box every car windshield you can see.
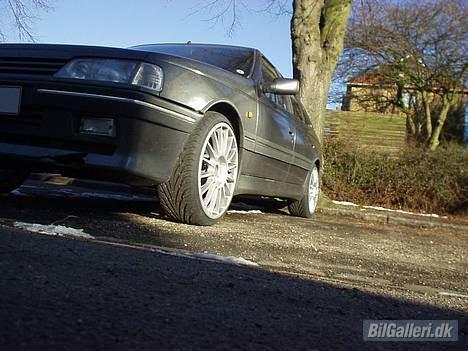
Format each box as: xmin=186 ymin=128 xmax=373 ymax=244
xmin=133 ymin=44 xmax=254 ymax=77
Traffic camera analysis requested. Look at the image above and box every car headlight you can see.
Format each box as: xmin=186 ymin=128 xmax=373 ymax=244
xmin=55 ymin=59 xmax=163 ymax=92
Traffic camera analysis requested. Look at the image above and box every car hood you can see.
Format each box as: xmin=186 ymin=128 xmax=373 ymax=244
xmin=0 ymin=43 xmax=152 ymax=61
xmin=0 ymin=43 xmax=252 ymax=91
xmin=0 ymin=43 xmax=256 ymax=112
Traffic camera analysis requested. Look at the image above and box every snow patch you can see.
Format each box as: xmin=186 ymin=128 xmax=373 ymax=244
xmin=331 ymin=200 xmax=446 ymax=218
xmin=190 ymin=253 xmax=259 ymax=267
xmin=168 ymin=251 xmax=258 ymax=267
xmin=227 ymin=210 xmax=263 ymax=214
xmin=332 ymin=200 xmax=359 ymax=207
xmin=10 ymin=190 xmax=28 ymax=197
xmin=14 ymin=222 xmax=95 ymax=239
xmin=230 ymin=201 xmax=265 ymax=211
xmin=438 ymin=291 xmax=468 ymax=298
xmin=362 ymin=205 xmax=446 ymax=218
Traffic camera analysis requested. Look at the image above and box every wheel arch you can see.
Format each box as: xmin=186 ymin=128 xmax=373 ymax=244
xmin=314 ymin=158 xmax=321 ymax=172
xmin=204 ymin=101 xmax=244 ymax=149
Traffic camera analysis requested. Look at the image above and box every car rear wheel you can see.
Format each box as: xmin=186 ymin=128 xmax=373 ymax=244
xmin=0 ymin=169 xmax=29 ymax=194
xmin=288 ymin=165 xmax=319 ymax=218
xmin=158 ymin=112 xmax=239 ymax=225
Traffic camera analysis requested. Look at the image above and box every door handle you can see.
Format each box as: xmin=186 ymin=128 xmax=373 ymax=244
xmin=289 ymin=129 xmax=295 ymax=144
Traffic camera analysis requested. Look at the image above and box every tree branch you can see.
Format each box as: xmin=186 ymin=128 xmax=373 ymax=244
xmin=1 ymin=0 xmax=52 ymax=41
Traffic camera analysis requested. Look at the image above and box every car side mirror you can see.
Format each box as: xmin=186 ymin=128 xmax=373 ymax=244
xmin=263 ymin=78 xmax=299 ymax=95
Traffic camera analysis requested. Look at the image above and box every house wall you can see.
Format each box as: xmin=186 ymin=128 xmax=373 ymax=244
xmin=342 ymin=85 xmax=400 ymax=114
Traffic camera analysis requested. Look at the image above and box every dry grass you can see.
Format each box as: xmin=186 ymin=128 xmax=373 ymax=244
xmin=322 ymin=138 xmax=468 ymax=215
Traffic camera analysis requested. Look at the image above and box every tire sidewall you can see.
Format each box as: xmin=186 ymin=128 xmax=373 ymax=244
xmin=304 ymin=165 xmax=320 ymax=217
xmin=187 ymin=112 xmax=238 ymax=224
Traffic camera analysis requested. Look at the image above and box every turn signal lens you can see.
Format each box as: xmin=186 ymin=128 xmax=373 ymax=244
xmin=132 ymin=63 xmax=163 ymax=92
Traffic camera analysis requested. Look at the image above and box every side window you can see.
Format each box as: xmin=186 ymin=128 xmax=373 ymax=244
xmin=298 ymin=99 xmax=312 ymax=125
xmin=261 ymin=58 xmax=277 ymax=105
xmin=276 ymin=94 xmax=289 ymax=111
xmin=290 ymin=97 xmax=304 ymax=122
xmin=261 ymin=57 xmax=288 ymax=111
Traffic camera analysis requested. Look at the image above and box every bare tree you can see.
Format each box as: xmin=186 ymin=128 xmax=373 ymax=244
xmin=340 ymin=0 xmax=467 ymax=150
xmin=0 ymin=0 xmax=51 ymax=41
xmin=189 ymin=1 xmax=292 ymax=37
xmin=190 ymin=0 xmax=353 ymax=142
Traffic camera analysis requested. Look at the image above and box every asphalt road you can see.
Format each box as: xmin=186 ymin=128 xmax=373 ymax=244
xmin=0 ymin=178 xmax=467 ymax=350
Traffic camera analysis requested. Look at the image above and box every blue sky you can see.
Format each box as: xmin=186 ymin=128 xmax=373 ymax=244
xmin=8 ymin=0 xmax=294 ymax=77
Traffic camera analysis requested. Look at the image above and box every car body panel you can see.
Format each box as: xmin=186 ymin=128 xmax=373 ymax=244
xmin=0 ymin=43 xmax=321 ymax=200
xmin=253 ymin=96 xmax=294 ymax=182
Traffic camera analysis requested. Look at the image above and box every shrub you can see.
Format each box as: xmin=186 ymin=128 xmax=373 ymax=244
xmin=322 ymin=138 xmax=468 ymax=214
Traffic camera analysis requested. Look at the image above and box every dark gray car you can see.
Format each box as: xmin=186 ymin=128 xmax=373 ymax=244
xmin=0 ymin=43 xmax=321 ymax=225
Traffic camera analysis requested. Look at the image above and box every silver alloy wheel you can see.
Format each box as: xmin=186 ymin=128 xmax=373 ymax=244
xmin=198 ymin=122 xmax=238 ymax=219
xmin=308 ymin=166 xmax=320 ymax=212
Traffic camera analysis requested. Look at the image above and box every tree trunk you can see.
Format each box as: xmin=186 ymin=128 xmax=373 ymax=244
xmin=428 ymin=96 xmax=454 ymax=151
xmin=406 ymin=113 xmax=416 ymax=142
xmin=291 ymin=0 xmax=352 ymax=143
xmin=421 ymin=91 xmax=432 ymax=141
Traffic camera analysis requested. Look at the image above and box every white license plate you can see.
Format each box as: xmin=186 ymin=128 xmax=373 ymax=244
xmin=0 ymin=86 xmax=22 ymax=115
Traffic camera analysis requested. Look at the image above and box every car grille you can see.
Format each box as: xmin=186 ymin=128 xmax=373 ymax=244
xmin=0 ymin=57 xmax=67 ymax=76
xmin=0 ymin=113 xmax=42 ymax=128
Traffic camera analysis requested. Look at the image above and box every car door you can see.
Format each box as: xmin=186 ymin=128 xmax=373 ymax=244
xmin=253 ymin=57 xmax=296 ymax=182
xmin=285 ymin=96 xmax=314 ymax=185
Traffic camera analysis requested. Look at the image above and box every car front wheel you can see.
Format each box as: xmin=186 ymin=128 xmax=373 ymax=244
xmin=288 ymin=165 xmax=320 ymax=218
xmin=0 ymin=169 xmax=29 ymax=194
xmin=158 ymin=112 xmax=239 ymax=225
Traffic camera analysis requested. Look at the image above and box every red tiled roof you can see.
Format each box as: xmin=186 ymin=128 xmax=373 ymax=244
xmin=348 ymin=73 xmax=468 ymax=92
xmin=348 ymin=73 xmax=390 ymax=85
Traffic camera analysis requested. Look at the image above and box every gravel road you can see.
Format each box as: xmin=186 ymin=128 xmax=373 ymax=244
xmin=0 ymin=178 xmax=466 ymax=350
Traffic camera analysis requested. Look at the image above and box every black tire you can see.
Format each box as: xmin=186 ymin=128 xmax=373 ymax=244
xmin=0 ymin=169 xmax=30 ymax=194
xmin=288 ymin=165 xmax=320 ymax=218
xmin=158 ymin=112 xmax=239 ymax=226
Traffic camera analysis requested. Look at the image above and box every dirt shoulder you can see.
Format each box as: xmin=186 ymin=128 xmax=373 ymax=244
xmin=1 ymin=225 xmax=466 ymax=350
xmin=0 ymin=180 xmax=467 ymax=349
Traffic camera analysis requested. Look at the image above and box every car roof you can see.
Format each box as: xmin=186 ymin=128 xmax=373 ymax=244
xmin=131 ymin=42 xmax=257 ymax=53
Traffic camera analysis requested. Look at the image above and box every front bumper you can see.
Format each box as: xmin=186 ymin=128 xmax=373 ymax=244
xmin=0 ymin=79 xmax=201 ymax=185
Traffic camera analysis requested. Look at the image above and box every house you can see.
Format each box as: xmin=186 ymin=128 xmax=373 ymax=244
xmin=341 ymin=74 xmax=412 ymax=114
xmin=342 ymin=73 xmax=467 ymax=113
xmin=341 ymin=73 xmax=468 ymax=145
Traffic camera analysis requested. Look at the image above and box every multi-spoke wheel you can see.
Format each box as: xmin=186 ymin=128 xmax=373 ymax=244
xmin=158 ymin=112 xmax=239 ymax=225
xmin=288 ymin=165 xmax=320 ymax=218
xmin=0 ymin=169 xmax=29 ymax=194
xmin=198 ymin=122 xmax=238 ymax=219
